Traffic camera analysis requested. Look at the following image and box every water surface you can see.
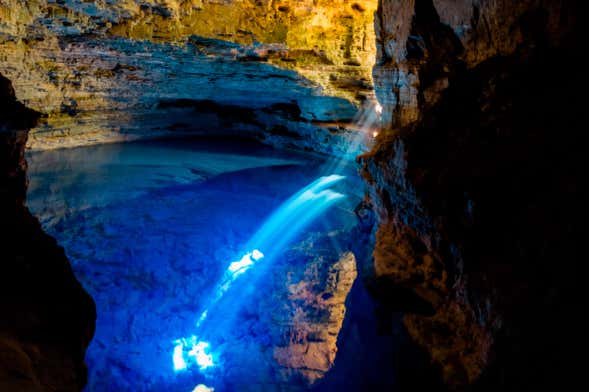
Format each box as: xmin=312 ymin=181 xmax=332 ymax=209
xmin=27 ymin=137 xmax=363 ymax=391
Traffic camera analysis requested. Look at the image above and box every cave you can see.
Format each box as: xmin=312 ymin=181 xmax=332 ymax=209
xmin=1 ymin=1 xmax=585 ymax=391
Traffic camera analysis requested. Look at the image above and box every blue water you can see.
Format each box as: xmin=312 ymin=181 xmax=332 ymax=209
xmin=26 ymin=137 xmax=364 ymax=391
xmin=172 ymin=174 xmax=348 ymax=374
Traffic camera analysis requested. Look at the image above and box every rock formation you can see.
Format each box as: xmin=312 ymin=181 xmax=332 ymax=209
xmin=373 ymin=0 xmax=579 ymax=129
xmin=364 ymin=0 xmax=585 ymax=389
xmin=0 ymin=0 xmax=377 ymax=154
xmin=273 ymin=251 xmax=357 ymax=385
xmin=0 ymin=73 xmax=96 ymax=391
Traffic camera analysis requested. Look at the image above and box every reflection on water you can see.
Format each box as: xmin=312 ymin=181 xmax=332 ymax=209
xmin=27 ymin=137 xmax=307 ymax=227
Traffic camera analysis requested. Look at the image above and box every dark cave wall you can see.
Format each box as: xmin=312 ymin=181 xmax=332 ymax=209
xmin=364 ymin=0 xmax=586 ymax=389
xmin=0 ymin=73 xmax=96 ymax=391
xmin=373 ymin=0 xmax=579 ymax=129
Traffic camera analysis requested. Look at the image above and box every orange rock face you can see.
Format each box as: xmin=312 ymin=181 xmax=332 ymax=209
xmin=0 ymin=0 xmax=378 ymax=151
xmin=273 ymin=252 xmax=357 ymax=385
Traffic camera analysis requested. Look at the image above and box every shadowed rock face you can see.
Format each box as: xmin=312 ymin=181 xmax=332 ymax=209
xmin=0 ymin=73 xmax=96 ymax=391
xmin=373 ymin=0 xmax=579 ymax=128
xmin=364 ymin=0 xmax=585 ymax=390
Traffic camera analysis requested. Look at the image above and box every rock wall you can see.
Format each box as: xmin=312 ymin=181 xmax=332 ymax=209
xmin=109 ymin=0 xmax=378 ymax=102
xmin=273 ymin=252 xmax=357 ymax=385
xmin=0 ymin=73 xmax=95 ymax=391
xmin=0 ymin=0 xmax=378 ymax=153
xmin=364 ymin=0 xmax=585 ymax=389
xmin=373 ymin=0 xmax=578 ymax=128
xmin=1 ymin=0 xmax=377 ymax=96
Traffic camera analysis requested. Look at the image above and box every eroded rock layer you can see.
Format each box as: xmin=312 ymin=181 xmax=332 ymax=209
xmin=1 ymin=0 xmax=378 ymax=153
xmin=364 ymin=0 xmax=585 ymax=389
xmin=0 ymin=73 xmax=96 ymax=391
xmin=373 ymin=0 xmax=578 ymax=128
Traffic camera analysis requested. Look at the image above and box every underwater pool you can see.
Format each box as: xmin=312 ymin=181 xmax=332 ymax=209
xmin=26 ymin=137 xmax=373 ymax=391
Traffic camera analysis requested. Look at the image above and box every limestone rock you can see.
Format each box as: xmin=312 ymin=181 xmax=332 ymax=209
xmin=0 ymin=0 xmax=378 ymax=153
xmin=273 ymin=252 xmax=357 ymax=385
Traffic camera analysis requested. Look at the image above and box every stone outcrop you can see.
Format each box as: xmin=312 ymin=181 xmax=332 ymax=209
xmin=218 ymin=231 xmax=361 ymax=390
xmin=364 ymin=0 xmax=585 ymax=389
xmin=0 ymin=73 xmax=96 ymax=391
xmin=273 ymin=251 xmax=357 ymax=385
xmin=0 ymin=0 xmax=378 ymax=154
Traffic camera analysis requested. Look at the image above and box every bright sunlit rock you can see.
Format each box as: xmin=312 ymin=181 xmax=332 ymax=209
xmin=227 ymin=249 xmax=264 ymax=274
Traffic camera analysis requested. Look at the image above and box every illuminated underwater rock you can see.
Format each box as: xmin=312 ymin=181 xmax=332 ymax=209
xmin=173 ymin=336 xmax=214 ymax=372
xmin=189 ymin=341 xmax=214 ymax=369
xmin=227 ymin=249 xmax=265 ymax=277
xmin=196 ymin=249 xmax=265 ymax=329
xmin=173 ymin=250 xmax=266 ymax=373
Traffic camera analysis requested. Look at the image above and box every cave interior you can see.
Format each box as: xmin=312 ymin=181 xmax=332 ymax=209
xmin=1 ymin=1 xmax=586 ymax=391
